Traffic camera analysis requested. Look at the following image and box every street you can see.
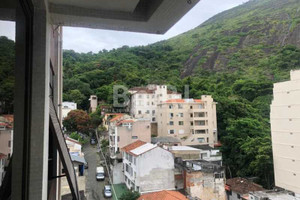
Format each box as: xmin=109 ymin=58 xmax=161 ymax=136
xmin=83 ymin=143 xmax=112 ymax=200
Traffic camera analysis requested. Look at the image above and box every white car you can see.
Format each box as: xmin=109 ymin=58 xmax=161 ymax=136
xmin=103 ymin=185 xmax=112 ymax=198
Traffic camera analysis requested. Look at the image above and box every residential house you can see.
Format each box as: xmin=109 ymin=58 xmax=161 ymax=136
xmin=190 ymin=145 xmax=222 ymax=165
xmin=62 ymin=102 xmax=77 ymax=119
xmin=0 ymin=0 xmax=201 ymax=199
xmin=138 ymin=190 xmax=188 ymax=200
xmin=121 ymin=140 xmax=175 ymax=194
xmin=129 ymin=85 xmax=181 ymax=122
xmin=172 ymin=149 xmax=225 ymax=200
xmin=225 ymin=178 xmax=264 ymax=200
xmin=109 ymin=117 xmax=151 ymax=184
xmin=157 ymin=95 xmax=218 ymax=147
xmin=102 ymin=113 xmax=124 ymax=131
xmin=0 ymin=115 xmax=13 ymax=159
xmin=271 ymin=70 xmax=300 ymax=195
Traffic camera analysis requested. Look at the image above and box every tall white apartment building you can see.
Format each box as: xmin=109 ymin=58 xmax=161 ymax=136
xmin=157 ymin=95 xmax=217 ymax=147
xmin=129 ymin=85 xmax=181 ymax=122
xmin=271 ymin=70 xmax=300 ymax=195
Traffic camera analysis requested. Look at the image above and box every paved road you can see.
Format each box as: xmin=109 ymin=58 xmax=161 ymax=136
xmin=84 ymin=143 xmax=112 ymax=200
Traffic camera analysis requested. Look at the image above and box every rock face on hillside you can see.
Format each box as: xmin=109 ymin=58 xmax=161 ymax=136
xmin=175 ymin=0 xmax=300 ymax=77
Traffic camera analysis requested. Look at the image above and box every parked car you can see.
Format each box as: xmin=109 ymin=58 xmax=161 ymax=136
xmin=96 ymin=166 xmax=105 ymax=181
xmin=103 ymin=185 xmax=112 ymax=198
xmin=90 ymin=138 xmax=97 ymax=145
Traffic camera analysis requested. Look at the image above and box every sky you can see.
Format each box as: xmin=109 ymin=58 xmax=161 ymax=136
xmin=0 ymin=0 xmax=248 ymax=53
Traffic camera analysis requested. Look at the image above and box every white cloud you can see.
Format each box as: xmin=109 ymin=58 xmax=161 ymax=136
xmin=0 ymin=0 xmax=249 ymax=53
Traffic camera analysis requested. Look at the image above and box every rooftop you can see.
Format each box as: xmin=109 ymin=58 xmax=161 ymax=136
xmin=164 ymin=99 xmax=202 ymax=103
xmin=151 ymin=136 xmax=181 ymax=144
xmin=121 ymin=140 xmax=147 ymax=155
xmin=130 ymin=143 xmax=157 ymax=156
xmin=250 ymin=190 xmax=299 ymax=200
xmin=70 ymin=154 xmax=87 ymax=165
xmin=138 ymin=190 xmax=188 ymax=200
xmin=170 ymin=146 xmax=200 ymax=151
xmin=226 ymin=177 xmax=264 ymax=195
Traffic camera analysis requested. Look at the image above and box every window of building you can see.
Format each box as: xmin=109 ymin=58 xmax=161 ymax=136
xmin=207 ymin=137 xmax=209 ymax=143
xmin=178 ymin=104 xmax=183 ymax=109
xmin=138 ymin=110 xmax=142 ymax=114
xmin=134 ymin=158 xmax=136 ymax=165
xmin=195 ymin=129 xmax=207 ymax=134
xmin=190 ymin=121 xmax=194 ymax=126
xmin=146 ymin=110 xmax=150 ymax=114
xmin=194 ymin=112 xmax=206 ymax=117
xmin=132 ymin=136 xmax=138 ymax=139
xmin=169 ymin=130 xmax=175 ymax=134
xmin=179 ymin=113 xmax=184 ymax=117
xmin=152 ymin=95 xmax=155 ymax=98
xmin=169 ymin=121 xmax=174 ymax=125
xmin=152 ymin=117 xmax=156 ymax=121
xmin=195 ymin=120 xmax=206 ymax=126
xmin=198 ymin=104 xmax=204 ymax=109
xmin=179 ymin=121 xmax=184 ymax=125
xmin=152 ymin=102 xmax=154 ymax=105
xmin=197 ymin=138 xmax=205 ymax=143
xmin=129 ymin=154 xmax=133 ymax=162
xmin=8 ymin=140 xmax=11 ymax=147
xmin=190 ymin=105 xmax=193 ymax=109
xmin=147 ymin=102 xmax=150 ymax=105
xmin=169 ymin=104 xmax=173 ymax=109
xmin=138 ymin=94 xmax=143 ymax=99
xmin=147 ymin=95 xmax=149 ymax=99
xmin=117 ymin=136 xmax=120 ymax=142
xmin=152 ymin=110 xmax=155 ymax=115
xmin=170 ymin=113 xmax=174 ymax=118
xmin=190 ymin=113 xmax=193 ymax=117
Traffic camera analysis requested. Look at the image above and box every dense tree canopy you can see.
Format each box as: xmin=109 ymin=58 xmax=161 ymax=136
xmin=63 ymin=110 xmax=91 ymax=134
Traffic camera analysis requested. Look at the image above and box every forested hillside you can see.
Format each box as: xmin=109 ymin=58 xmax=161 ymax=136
xmin=1 ymin=0 xmax=300 ymax=188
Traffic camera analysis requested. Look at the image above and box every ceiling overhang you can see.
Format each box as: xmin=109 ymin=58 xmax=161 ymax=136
xmin=49 ymin=0 xmax=200 ymax=34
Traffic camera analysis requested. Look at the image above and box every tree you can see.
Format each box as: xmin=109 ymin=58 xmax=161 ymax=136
xmin=63 ymin=110 xmax=91 ymax=134
xmin=89 ymin=106 xmax=103 ymax=128
xmin=64 ymin=89 xmax=86 ymax=108
xmin=120 ymin=190 xmax=140 ymax=200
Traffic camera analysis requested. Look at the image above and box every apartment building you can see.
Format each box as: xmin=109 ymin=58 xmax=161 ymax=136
xmin=62 ymin=102 xmax=77 ymax=119
xmin=109 ymin=118 xmax=151 ymax=159
xmin=121 ymin=140 xmax=175 ymax=194
xmin=157 ymin=95 xmax=217 ymax=147
xmin=129 ymin=85 xmax=181 ymax=122
xmin=270 ymin=70 xmax=300 ymax=195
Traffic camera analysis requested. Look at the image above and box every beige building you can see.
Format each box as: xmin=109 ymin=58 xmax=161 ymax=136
xmin=109 ymin=117 xmax=151 ymax=159
xmin=89 ymin=95 xmax=98 ymax=113
xmin=271 ymin=70 xmax=300 ymax=195
xmin=61 ymin=102 xmax=77 ymax=119
xmin=129 ymin=85 xmax=181 ymax=122
xmin=157 ymin=95 xmax=217 ymax=147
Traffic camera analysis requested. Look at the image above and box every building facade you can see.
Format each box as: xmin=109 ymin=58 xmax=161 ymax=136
xmin=157 ymin=95 xmax=217 ymax=147
xmin=122 ymin=141 xmax=175 ymax=194
xmin=129 ymin=85 xmax=181 ymax=122
xmin=62 ymin=102 xmax=77 ymax=119
xmin=89 ymin=95 xmax=98 ymax=113
xmin=271 ymin=70 xmax=300 ymax=195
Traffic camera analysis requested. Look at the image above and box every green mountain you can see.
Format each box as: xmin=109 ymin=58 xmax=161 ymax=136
xmin=62 ymin=0 xmax=299 ymax=188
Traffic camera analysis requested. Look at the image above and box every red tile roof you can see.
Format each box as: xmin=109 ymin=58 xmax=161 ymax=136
xmin=121 ymin=140 xmax=146 ymax=155
xmin=110 ymin=114 xmax=124 ymax=122
xmin=0 ymin=114 xmax=14 ymax=128
xmin=226 ymin=178 xmax=264 ymax=194
xmin=138 ymin=190 xmax=188 ymax=200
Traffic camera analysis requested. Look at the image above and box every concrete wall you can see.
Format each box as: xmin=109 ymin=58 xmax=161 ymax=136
xmin=185 ymin=171 xmax=225 ymax=200
xmin=227 ymin=191 xmax=242 ymax=200
xmin=117 ymin=120 xmax=151 ymax=150
xmin=157 ymin=95 xmax=217 ymax=147
xmin=112 ymin=162 xmax=124 ymax=184
xmin=271 ymin=70 xmax=300 ymax=194
xmin=136 ymin=147 xmax=175 ymax=194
